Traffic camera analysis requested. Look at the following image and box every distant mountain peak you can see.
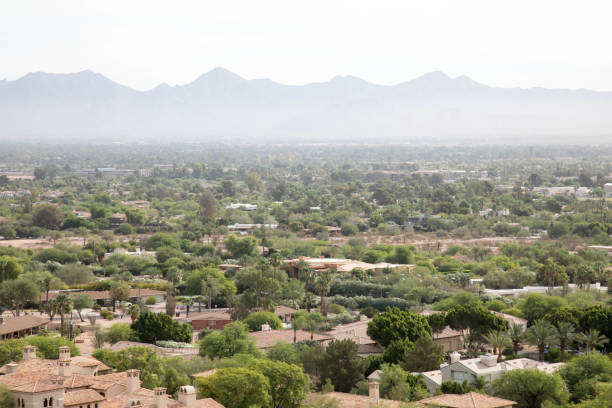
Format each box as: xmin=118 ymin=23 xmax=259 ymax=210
xmin=190 ymin=67 xmax=245 ymax=85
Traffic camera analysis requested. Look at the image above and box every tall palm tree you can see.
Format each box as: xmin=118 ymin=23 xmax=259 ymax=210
xmin=194 ymin=295 xmax=206 ymax=312
xmin=508 ymin=323 xmax=525 ymax=355
xmin=204 ymin=275 xmax=221 ymax=309
xmin=127 ymin=304 xmax=140 ymax=322
xmin=554 ymin=322 xmax=576 ymax=362
xmin=484 ymin=330 xmax=511 ymax=362
xmin=54 ymin=294 xmax=73 ymax=337
xmin=292 ymin=315 xmax=306 ymax=343
xmin=314 ymin=270 xmax=333 ymax=316
xmin=178 ymin=296 xmax=195 ymax=317
xmin=305 ymin=312 xmax=325 ymax=340
xmin=525 ymin=319 xmax=556 ymax=361
xmin=580 ymin=329 xmax=609 ymax=353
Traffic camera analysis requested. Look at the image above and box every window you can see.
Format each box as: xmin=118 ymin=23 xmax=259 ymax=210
xmin=49 ymin=398 xmax=53 ymax=406
xmin=44 ymin=398 xmax=48 ymax=407
xmin=451 ymin=371 xmax=469 ymax=383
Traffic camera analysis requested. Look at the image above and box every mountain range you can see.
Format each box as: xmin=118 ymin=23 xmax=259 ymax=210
xmin=1 ymin=68 xmax=611 ymax=143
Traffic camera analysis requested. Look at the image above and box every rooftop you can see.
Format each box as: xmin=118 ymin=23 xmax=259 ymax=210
xmin=418 ymin=392 xmax=516 ymax=408
xmin=250 ymin=329 xmax=332 ymax=349
xmin=0 ymin=315 xmax=49 ymax=336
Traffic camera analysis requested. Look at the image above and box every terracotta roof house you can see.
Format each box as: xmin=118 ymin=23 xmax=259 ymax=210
xmin=274 ymin=305 xmax=297 ymax=323
xmin=177 ymin=312 xmax=233 ymax=331
xmin=307 ymin=370 xmax=400 ymax=408
xmin=0 ymin=316 xmax=50 ymax=340
xmin=0 ymin=346 xmax=225 ymax=408
xmin=417 ymin=392 xmax=516 ymax=408
xmin=250 ymin=329 xmax=332 ymax=350
xmin=419 ymin=311 xmax=463 ymax=351
xmin=323 ymin=319 xmax=383 ymax=357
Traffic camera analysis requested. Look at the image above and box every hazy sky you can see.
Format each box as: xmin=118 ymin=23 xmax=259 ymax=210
xmin=1 ymin=0 xmax=611 ymax=91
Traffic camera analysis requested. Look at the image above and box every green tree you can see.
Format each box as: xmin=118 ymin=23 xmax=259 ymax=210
xmin=367 ymin=307 xmax=431 ymax=348
xmin=198 ymin=322 xmax=259 ymax=359
xmin=0 ymin=279 xmax=40 ymax=316
xmin=32 ymin=204 xmax=64 ymax=230
xmin=127 ymin=304 xmax=141 ymax=322
xmin=525 ymin=319 xmax=557 ymax=362
xmin=0 ymin=383 xmax=14 ymax=408
xmin=314 ymin=270 xmax=333 ymax=316
xmin=131 ymin=312 xmax=192 ymax=344
xmin=248 ymin=359 xmax=309 ymax=408
xmin=378 ymin=363 xmax=428 ymax=402
xmin=92 ymin=346 xmax=166 ymax=390
xmin=492 ymin=369 xmax=569 ymax=408
xmin=579 ymin=306 xmax=612 ymax=352
xmin=106 ymin=323 xmax=137 ymax=344
xmin=0 ymin=256 xmax=23 ymax=282
xmin=52 ymin=293 xmax=73 ymax=335
xmin=483 ymin=330 xmax=511 ymax=362
xmin=195 ymin=367 xmax=270 ymax=408
xmin=516 ymin=294 xmax=567 ymax=325
xmin=244 ymin=311 xmax=282 ymax=331
xmin=71 ymin=294 xmax=93 ymax=322
xmin=554 ymin=322 xmax=576 ymax=362
xmin=224 ymin=235 xmax=258 ymax=258
xmin=579 ymin=329 xmax=609 ymax=353
xmin=266 ymin=342 xmax=300 ymax=365
xmin=199 ymin=191 xmax=218 ymax=220
xmin=319 ymin=339 xmax=364 ymax=393
xmin=559 ymin=352 xmax=612 ymax=403
xmin=291 ymin=315 xmax=306 ymax=344
xmin=401 ymin=336 xmax=444 ymax=372
xmin=109 ymin=281 xmax=130 ymax=312
xmin=508 ymin=323 xmax=525 ymax=355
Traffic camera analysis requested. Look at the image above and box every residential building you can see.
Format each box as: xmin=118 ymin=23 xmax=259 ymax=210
xmin=249 ymin=329 xmax=332 ymax=350
xmin=307 ymin=371 xmax=399 ymax=408
xmin=284 ymin=257 xmax=414 ymax=275
xmin=417 ymin=392 xmax=516 ymax=408
xmin=107 ymin=213 xmax=127 ymax=228
xmin=0 ymin=316 xmax=50 ymax=340
xmin=418 ymin=352 xmax=564 ymax=394
xmin=323 ymin=318 xmax=383 ymax=357
xmin=0 ymin=346 xmax=224 ymax=408
xmin=225 ymin=203 xmax=257 ymax=211
xmin=177 ymin=312 xmax=233 ymax=331
xmin=227 ymin=223 xmax=278 ymax=232
xmin=419 ymin=311 xmax=463 ymax=352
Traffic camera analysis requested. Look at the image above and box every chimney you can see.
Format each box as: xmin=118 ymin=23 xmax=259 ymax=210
xmin=6 ymin=363 xmax=17 ymax=374
xmin=58 ymin=346 xmax=71 ymax=362
xmin=178 ymin=386 xmax=196 ymax=407
xmin=480 ymin=353 xmax=498 ymax=367
xmin=367 ymin=370 xmax=381 ymax=406
xmin=23 ymin=345 xmax=37 ymax=361
xmin=58 ymin=359 xmax=71 ymax=377
xmin=450 ymin=351 xmax=461 ymax=364
xmin=154 ymin=387 xmax=167 ymax=408
xmin=126 ymin=369 xmax=141 ymax=394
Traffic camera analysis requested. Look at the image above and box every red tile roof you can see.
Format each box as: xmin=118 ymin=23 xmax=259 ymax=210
xmin=64 ymin=390 xmax=106 ymax=406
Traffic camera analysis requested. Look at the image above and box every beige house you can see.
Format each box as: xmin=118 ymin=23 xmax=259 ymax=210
xmin=0 ymin=346 xmax=224 ymax=408
xmin=418 ymin=352 xmax=564 ymax=395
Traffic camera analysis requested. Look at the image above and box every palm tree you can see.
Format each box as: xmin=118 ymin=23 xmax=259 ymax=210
xmin=580 ymin=329 xmax=609 ymax=353
xmin=53 ymin=294 xmax=73 ymax=337
xmin=305 ymin=312 xmax=325 ymax=340
xmin=508 ymin=323 xmax=525 ymax=355
xmin=292 ymin=315 xmax=306 ymax=343
xmin=525 ymin=319 xmax=556 ymax=361
xmin=554 ymin=322 xmax=576 ymax=362
xmin=127 ymin=304 xmax=140 ymax=322
xmin=178 ymin=296 xmax=195 ymax=317
xmin=204 ymin=275 xmax=221 ymax=309
xmin=484 ymin=330 xmax=511 ymax=362
xmin=194 ymin=295 xmax=206 ymax=312
xmin=314 ymin=270 xmax=333 ymax=316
